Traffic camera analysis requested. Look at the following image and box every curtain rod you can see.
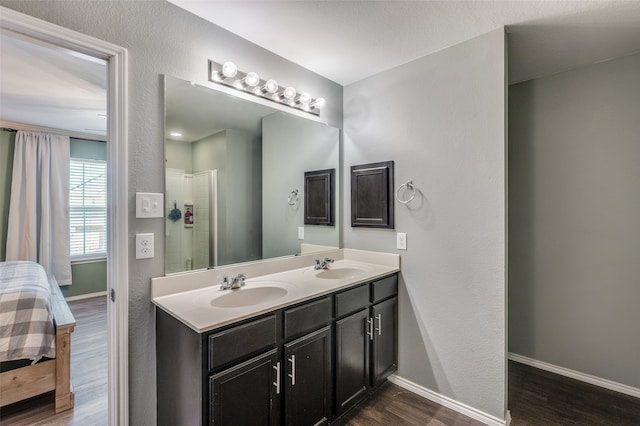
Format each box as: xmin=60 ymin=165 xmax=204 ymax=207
xmin=0 ymin=120 xmax=107 ymax=142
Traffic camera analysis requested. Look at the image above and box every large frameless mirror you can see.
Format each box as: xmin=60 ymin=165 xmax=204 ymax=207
xmin=164 ymin=75 xmax=340 ymax=274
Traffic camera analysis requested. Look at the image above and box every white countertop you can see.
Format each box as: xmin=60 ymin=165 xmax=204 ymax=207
xmin=151 ymin=250 xmax=400 ymax=333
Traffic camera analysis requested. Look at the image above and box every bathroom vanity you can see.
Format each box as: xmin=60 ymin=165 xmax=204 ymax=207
xmin=152 ymin=250 xmax=399 ymax=425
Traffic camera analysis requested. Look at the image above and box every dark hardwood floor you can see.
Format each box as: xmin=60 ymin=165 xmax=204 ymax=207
xmin=334 ymin=382 xmax=485 ymax=426
xmin=0 ymin=296 xmax=108 ymax=426
xmin=509 ymin=360 xmax=640 ymax=426
xmin=339 ymin=362 xmax=640 ymax=426
xmin=3 ymin=297 xmax=638 ymax=426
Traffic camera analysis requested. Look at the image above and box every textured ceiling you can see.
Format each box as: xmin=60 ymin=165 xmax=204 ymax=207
xmin=168 ymin=0 xmax=640 ymax=85
xmin=0 ymin=32 xmax=107 ymax=136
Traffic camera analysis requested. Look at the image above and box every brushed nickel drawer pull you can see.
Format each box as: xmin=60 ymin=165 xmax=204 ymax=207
xmin=273 ymin=362 xmax=281 ymax=394
xmin=288 ymin=355 xmax=296 ymax=385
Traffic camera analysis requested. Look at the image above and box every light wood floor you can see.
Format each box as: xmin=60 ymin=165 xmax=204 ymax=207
xmin=0 ymin=296 xmax=108 ymax=426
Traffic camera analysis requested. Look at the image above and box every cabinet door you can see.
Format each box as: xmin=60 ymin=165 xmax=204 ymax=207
xmin=371 ymin=297 xmax=397 ymax=387
xmin=335 ymin=308 xmax=370 ymax=415
xmin=209 ymin=349 xmax=280 ymax=426
xmin=284 ymin=326 xmax=332 ymax=426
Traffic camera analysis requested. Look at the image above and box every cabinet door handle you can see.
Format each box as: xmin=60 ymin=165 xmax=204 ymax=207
xmin=367 ymin=318 xmax=374 ymax=340
xmin=375 ymin=313 xmax=382 ymax=336
xmin=288 ymin=355 xmax=296 ymax=385
xmin=273 ymin=362 xmax=281 ymax=394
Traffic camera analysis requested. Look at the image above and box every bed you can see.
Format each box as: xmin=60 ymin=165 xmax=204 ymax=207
xmin=0 ymin=260 xmax=76 ymax=413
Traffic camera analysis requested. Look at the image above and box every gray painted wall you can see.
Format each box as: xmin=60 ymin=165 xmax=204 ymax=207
xmin=343 ymin=29 xmax=507 ymax=419
xmin=262 ymin=112 xmax=340 ymax=258
xmin=0 ymin=1 xmax=343 ymax=424
xmin=509 ymin=53 xmax=640 ymax=388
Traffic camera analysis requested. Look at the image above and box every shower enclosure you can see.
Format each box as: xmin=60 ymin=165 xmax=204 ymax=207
xmin=165 ymin=169 xmax=217 ymax=274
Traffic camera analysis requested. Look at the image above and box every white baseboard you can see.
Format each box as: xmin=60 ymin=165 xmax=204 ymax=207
xmin=64 ymin=290 xmax=108 ymax=302
xmin=508 ymin=352 xmax=640 ymax=399
xmin=388 ymin=375 xmax=508 ymax=426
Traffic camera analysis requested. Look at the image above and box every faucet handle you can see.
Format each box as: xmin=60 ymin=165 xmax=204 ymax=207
xmin=218 ymin=275 xmax=229 ymax=290
xmin=324 ymin=258 xmax=334 ymax=263
xmin=237 ymin=273 xmax=246 ymax=286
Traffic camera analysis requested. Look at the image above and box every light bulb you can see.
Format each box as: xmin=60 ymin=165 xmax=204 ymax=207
xmin=313 ymin=97 xmax=326 ymax=109
xmin=297 ymin=92 xmax=312 ymax=105
xmin=244 ymin=72 xmax=260 ymax=87
xmin=262 ymin=79 xmax=278 ymax=94
xmin=282 ymin=86 xmax=296 ymax=100
xmin=221 ymin=61 xmax=237 ymax=78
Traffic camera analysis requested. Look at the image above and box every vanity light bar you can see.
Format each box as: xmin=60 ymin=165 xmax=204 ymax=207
xmin=208 ymin=60 xmax=325 ymax=116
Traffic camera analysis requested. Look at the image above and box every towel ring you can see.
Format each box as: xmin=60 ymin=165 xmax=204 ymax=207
xmin=395 ymin=180 xmax=416 ymax=204
xmin=287 ymin=189 xmax=300 ymax=206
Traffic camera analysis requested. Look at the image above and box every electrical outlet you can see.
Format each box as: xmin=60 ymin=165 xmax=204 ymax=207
xmin=136 ymin=233 xmax=154 ymax=259
xmin=396 ymin=232 xmax=407 ymax=250
xmin=298 ymin=227 xmax=305 ymax=240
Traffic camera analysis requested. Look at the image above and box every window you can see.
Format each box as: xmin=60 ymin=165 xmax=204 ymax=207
xmin=70 ymin=158 xmax=107 ymax=259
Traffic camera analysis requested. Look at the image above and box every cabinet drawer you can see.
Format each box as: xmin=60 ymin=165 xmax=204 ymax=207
xmin=371 ymin=274 xmax=398 ymax=303
xmin=335 ymin=284 xmax=369 ymax=318
xmin=284 ymin=297 xmax=332 ymax=340
xmin=208 ymin=314 xmax=277 ymax=370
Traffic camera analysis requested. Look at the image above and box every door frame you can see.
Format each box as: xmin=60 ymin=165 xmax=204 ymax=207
xmin=0 ymin=7 xmax=129 ymax=425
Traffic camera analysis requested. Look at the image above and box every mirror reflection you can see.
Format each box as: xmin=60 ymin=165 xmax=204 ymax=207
xmin=164 ymin=75 xmax=340 ymax=274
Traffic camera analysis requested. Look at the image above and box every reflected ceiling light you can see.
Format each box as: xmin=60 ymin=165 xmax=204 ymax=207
xmin=170 ymin=132 xmax=182 ymax=137
xmin=208 ymin=60 xmax=325 ymax=116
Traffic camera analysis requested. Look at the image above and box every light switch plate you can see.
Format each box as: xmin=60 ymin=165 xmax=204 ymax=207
xmin=136 ymin=192 xmax=164 ymax=218
xmin=298 ymin=227 xmax=305 ymax=240
xmin=397 ymin=232 xmax=407 ymax=250
xmin=136 ymin=233 xmax=154 ymax=259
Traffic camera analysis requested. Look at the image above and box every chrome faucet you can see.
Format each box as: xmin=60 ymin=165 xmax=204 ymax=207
xmin=219 ymin=273 xmax=246 ymax=290
xmin=314 ymin=258 xmax=334 ymax=270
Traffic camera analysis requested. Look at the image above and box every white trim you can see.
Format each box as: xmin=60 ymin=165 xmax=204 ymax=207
xmin=71 ymin=256 xmax=107 ymax=265
xmin=388 ymin=375 xmax=508 ymax=426
xmin=65 ymin=290 xmax=108 ymax=302
xmin=508 ymin=353 xmax=640 ymax=399
xmin=0 ymin=7 xmax=130 ymax=426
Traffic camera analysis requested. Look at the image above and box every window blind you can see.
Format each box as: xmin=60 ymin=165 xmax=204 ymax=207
xmin=70 ymin=158 xmax=107 ymax=258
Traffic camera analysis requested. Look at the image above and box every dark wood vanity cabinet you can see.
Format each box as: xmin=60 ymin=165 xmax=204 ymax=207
xmin=334 ymin=275 xmax=398 ymax=416
xmin=209 ymin=349 xmax=281 ymax=425
xmin=156 ymin=273 xmax=397 ymax=426
xmin=284 ymin=326 xmax=332 ymax=425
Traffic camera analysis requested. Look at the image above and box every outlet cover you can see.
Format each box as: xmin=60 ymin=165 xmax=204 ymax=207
xmin=396 ymin=232 xmax=407 ymax=250
xmin=136 ymin=192 xmax=164 ymax=218
xmin=136 ymin=233 xmax=154 ymax=259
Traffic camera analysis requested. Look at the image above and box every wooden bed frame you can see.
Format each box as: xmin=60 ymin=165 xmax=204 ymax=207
xmin=0 ymin=288 xmax=76 ymax=413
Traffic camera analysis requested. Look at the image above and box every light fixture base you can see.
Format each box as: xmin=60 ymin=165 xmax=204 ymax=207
xmin=208 ymin=60 xmax=323 ymax=116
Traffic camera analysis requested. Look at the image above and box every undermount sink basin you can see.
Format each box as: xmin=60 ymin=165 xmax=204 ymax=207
xmin=308 ymin=267 xmax=367 ymax=280
xmin=210 ymin=282 xmax=292 ymax=308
